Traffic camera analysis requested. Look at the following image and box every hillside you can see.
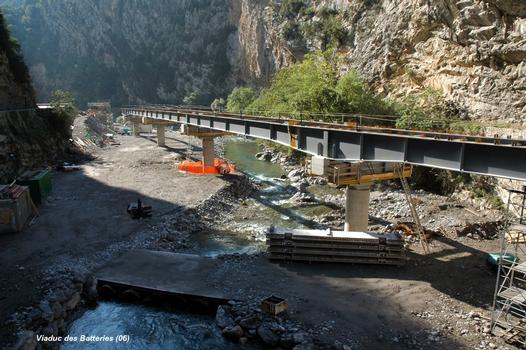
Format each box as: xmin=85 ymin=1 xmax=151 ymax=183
xmin=0 ymin=10 xmax=69 ymax=182
xmin=1 ymin=0 xmax=525 ymax=123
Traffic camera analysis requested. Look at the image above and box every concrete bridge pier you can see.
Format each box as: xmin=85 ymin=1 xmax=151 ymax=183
xmin=344 ymin=184 xmax=371 ymax=232
xmin=132 ymin=122 xmax=141 ymax=137
xmin=155 ymin=124 xmax=166 ymax=147
xmin=201 ymin=137 xmax=215 ymax=167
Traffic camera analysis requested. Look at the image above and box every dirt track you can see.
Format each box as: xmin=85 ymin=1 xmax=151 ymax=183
xmin=0 ymin=133 xmax=226 ymax=345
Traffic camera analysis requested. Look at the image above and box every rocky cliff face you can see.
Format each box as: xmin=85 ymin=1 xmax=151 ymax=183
xmin=233 ymin=0 xmax=526 ymax=123
xmin=3 ymin=0 xmax=236 ymax=106
xmin=0 ymin=50 xmax=32 ymax=109
xmin=3 ymin=0 xmax=525 ymax=123
xmin=228 ymin=0 xmax=295 ymax=85
xmin=0 ymin=11 xmax=67 ymax=182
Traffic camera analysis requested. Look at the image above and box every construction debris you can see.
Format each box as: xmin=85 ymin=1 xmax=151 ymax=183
xmin=394 ymin=222 xmax=444 ymax=241
xmin=57 ymin=162 xmax=81 ymax=172
xmin=126 ymin=199 xmax=152 ymax=219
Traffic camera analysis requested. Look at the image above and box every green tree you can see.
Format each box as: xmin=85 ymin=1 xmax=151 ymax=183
xmin=50 ymin=89 xmax=77 ymax=134
xmin=247 ymin=51 xmax=394 ymax=120
xmin=211 ymin=98 xmax=226 ymax=112
xmin=182 ymin=91 xmax=199 ymax=105
xmin=226 ymin=87 xmax=256 ymax=113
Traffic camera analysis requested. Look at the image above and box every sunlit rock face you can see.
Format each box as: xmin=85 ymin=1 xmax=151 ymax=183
xmin=233 ymin=0 xmax=526 ymax=123
xmin=2 ymin=0 xmax=525 ymax=122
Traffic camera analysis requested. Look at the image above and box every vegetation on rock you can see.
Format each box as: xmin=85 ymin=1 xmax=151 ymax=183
xmin=226 ymin=87 xmax=256 ymax=114
xmin=277 ymin=1 xmax=348 ymax=50
xmin=227 ymin=50 xmax=482 ymax=135
xmin=50 ymin=89 xmax=77 ymax=135
xmin=243 ymin=51 xmax=393 ymax=120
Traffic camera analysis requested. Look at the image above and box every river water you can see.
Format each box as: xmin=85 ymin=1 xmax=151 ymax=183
xmin=62 ymin=137 xmax=335 ymax=349
xmin=62 ymin=302 xmax=252 ymax=350
xmin=187 ymin=137 xmax=337 ymax=257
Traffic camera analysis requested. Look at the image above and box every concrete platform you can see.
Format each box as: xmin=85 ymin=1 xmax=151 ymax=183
xmin=96 ymin=250 xmax=229 ymax=302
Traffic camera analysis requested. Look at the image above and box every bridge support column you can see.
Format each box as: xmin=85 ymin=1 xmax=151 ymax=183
xmin=201 ymin=137 xmax=215 ymax=167
xmin=156 ymin=125 xmax=166 ymax=147
xmin=344 ymin=184 xmax=371 ymax=232
xmin=132 ymin=122 xmax=141 ymax=137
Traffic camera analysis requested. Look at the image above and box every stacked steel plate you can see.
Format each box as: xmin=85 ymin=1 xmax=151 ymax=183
xmin=266 ymin=227 xmax=406 ymax=265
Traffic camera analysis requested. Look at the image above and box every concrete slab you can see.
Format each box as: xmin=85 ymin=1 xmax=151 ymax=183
xmin=96 ymin=250 xmax=229 ymax=302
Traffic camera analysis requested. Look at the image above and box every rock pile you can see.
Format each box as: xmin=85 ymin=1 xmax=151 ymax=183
xmin=10 ymin=273 xmax=97 ymax=350
xmin=255 ymin=147 xmax=302 ymax=170
xmin=171 ymin=174 xmax=257 ymax=234
xmin=456 ymin=221 xmax=504 ymax=240
xmin=215 ymin=300 xmax=316 ymax=349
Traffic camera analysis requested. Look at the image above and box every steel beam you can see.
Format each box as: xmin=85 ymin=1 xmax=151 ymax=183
xmin=123 ymin=107 xmax=526 ymax=181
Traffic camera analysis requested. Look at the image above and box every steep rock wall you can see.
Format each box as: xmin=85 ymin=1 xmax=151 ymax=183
xmin=3 ymin=0 xmax=525 ymax=123
xmin=3 ymin=0 xmax=236 ymax=106
xmin=232 ymin=0 xmax=526 ymax=123
xmin=0 ymin=11 xmax=66 ymax=182
xmin=228 ymin=0 xmax=295 ymax=85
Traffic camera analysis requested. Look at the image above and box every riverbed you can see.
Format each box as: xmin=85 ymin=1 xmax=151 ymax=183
xmin=62 ymin=137 xmax=335 ymax=349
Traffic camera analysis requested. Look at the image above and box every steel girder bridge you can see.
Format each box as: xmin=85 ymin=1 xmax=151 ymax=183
xmin=122 ymin=105 xmax=526 ymax=181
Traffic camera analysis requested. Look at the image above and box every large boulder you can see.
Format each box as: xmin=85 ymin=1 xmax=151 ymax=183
xmin=222 ymin=325 xmax=244 ymax=341
xmin=255 ymin=150 xmax=273 ymax=162
xmin=290 ymin=180 xmax=309 ymax=193
xmin=257 ymin=324 xmax=280 ymax=347
xmin=37 ymin=301 xmax=54 ymax=322
xmin=215 ymin=305 xmax=235 ymax=329
xmin=287 ymin=168 xmax=305 ymax=180
xmin=239 ymin=315 xmax=261 ymax=330
xmin=63 ymin=292 xmax=81 ymax=311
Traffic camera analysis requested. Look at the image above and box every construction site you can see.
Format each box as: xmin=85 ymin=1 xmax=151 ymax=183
xmin=1 ymin=0 xmax=526 ymax=347
xmin=1 ymin=104 xmax=525 ymax=350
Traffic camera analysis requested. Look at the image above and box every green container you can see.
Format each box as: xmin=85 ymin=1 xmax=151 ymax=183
xmin=16 ymin=169 xmax=52 ymax=205
xmin=486 ymin=253 xmax=519 ymax=267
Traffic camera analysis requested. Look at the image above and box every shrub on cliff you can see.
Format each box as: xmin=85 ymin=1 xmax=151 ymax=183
xmin=50 ymin=89 xmax=77 ymax=135
xmin=246 ymin=51 xmax=394 ymax=120
xmin=226 ymin=87 xmax=256 ymax=114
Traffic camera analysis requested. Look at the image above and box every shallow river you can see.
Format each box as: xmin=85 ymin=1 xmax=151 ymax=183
xmin=62 ymin=302 xmax=253 ymax=350
xmin=62 ymin=137 xmax=333 ymax=349
xmin=187 ymin=137 xmax=336 ymax=257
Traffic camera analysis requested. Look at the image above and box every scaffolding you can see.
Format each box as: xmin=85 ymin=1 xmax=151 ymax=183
xmin=396 ymin=164 xmax=430 ymax=255
xmin=491 ymin=186 xmax=526 ymax=347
